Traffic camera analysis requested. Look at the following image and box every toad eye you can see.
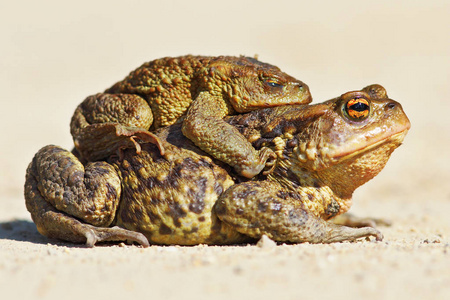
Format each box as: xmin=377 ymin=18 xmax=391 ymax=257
xmin=264 ymin=78 xmax=284 ymax=89
xmin=345 ymin=98 xmax=370 ymax=121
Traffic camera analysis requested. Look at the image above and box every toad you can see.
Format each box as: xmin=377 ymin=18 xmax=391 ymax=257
xmin=71 ymin=55 xmax=312 ymax=178
xmin=25 ymin=84 xmax=410 ymax=246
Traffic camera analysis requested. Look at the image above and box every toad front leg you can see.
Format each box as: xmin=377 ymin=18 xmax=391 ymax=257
xmin=215 ymin=181 xmax=382 ymax=243
xmin=24 ymin=145 xmax=149 ymax=247
xmin=71 ymin=93 xmax=164 ymax=161
xmin=182 ymin=92 xmax=276 ymax=178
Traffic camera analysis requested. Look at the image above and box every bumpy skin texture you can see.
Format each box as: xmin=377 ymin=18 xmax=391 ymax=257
xmin=25 ymin=85 xmax=410 ymax=246
xmin=71 ymin=55 xmax=312 ymax=178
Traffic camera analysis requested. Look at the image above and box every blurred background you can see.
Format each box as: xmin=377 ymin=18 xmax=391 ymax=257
xmin=1 ymin=0 xmax=449 ymax=228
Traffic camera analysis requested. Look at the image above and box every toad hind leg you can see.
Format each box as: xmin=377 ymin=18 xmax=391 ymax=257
xmin=25 ymin=190 xmax=149 ymax=247
xmin=71 ymin=93 xmax=164 ymax=161
xmin=215 ymin=181 xmax=382 ymax=243
xmin=24 ymin=145 xmax=149 ymax=247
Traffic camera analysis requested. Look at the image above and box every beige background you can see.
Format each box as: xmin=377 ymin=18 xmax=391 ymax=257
xmin=1 ymin=0 xmax=449 ymax=299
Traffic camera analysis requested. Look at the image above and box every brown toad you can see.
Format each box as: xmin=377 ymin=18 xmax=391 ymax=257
xmin=25 ymin=84 xmax=410 ymax=246
xmin=71 ymin=55 xmax=311 ymax=178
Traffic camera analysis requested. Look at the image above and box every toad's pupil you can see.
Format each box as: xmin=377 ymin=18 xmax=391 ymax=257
xmin=350 ymin=101 xmax=369 ymax=112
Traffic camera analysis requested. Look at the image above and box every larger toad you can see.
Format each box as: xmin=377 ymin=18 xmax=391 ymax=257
xmin=25 ymin=84 xmax=410 ymax=246
xmin=71 ymin=55 xmax=312 ymax=178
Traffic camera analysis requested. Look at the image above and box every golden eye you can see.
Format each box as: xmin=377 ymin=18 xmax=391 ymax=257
xmin=345 ymin=98 xmax=370 ymax=120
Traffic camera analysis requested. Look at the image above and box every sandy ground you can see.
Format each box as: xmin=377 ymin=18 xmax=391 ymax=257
xmin=1 ymin=1 xmax=450 ymax=299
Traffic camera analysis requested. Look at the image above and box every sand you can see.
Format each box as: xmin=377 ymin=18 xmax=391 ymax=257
xmin=1 ymin=1 xmax=450 ymax=299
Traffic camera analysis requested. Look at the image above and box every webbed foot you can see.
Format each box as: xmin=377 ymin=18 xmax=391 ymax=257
xmin=324 ymin=224 xmax=383 ymax=243
xmin=83 ymin=225 xmax=150 ymax=247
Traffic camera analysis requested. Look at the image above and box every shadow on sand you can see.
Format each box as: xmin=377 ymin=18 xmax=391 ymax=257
xmin=0 ymin=219 xmax=54 ymax=245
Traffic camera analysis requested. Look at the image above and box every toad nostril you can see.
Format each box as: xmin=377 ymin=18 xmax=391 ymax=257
xmin=387 ymin=102 xmax=396 ymax=109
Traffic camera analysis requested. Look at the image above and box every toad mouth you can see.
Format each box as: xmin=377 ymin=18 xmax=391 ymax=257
xmin=332 ymin=126 xmax=410 ymax=161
